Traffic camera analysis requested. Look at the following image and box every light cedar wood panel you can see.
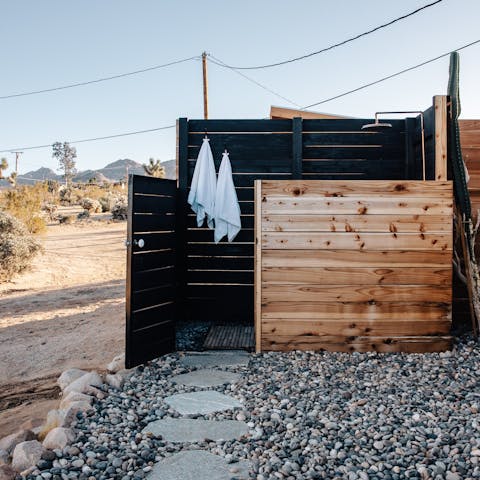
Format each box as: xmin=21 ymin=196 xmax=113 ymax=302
xmin=255 ymin=180 xmax=453 ymax=353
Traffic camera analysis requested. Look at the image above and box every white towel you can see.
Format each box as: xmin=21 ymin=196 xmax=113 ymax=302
xmin=214 ymin=152 xmax=241 ymax=243
xmin=188 ymin=138 xmax=217 ymax=229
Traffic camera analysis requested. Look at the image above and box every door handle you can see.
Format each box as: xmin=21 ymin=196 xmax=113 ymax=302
xmin=134 ymin=239 xmax=145 ymax=248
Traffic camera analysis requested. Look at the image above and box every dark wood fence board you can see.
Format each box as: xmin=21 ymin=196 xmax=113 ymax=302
xmin=126 ymin=175 xmax=177 ymax=368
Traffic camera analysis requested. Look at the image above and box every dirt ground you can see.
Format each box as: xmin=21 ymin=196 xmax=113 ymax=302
xmin=0 ymin=214 xmax=126 ymax=437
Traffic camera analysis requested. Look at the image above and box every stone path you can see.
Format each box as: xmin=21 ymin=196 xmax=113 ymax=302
xmin=146 ymin=450 xmax=251 ymax=480
xmin=164 ymin=391 xmax=242 ymax=415
xmin=142 ymin=418 xmax=249 ymax=443
xmin=145 ymin=351 xmax=252 ymax=480
xmin=171 ymin=369 xmax=242 ymax=387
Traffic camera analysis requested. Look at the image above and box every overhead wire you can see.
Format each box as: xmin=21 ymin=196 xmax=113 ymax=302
xmin=208 ymin=0 xmax=444 ymax=70
xmin=0 ymin=124 xmax=175 ymax=153
xmin=301 ymin=38 xmax=480 ymax=109
xmin=0 ymin=56 xmax=199 ymax=100
xmin=208 ymin=54 xmax=301 ymax=108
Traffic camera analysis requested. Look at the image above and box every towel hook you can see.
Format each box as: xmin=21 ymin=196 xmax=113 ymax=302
xmin=223 ymin=143 xmax=228 ymax=153
xmin=204 ymin=128 xmax=208 ymax=139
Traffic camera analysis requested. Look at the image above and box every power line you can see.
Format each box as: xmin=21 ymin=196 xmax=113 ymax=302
xmin=302 ymin=38 xmax=480 ymax=109
xmin=208 ymin=55 xmax=301 ymax=108
xmin=0 ymin=124 xmax=176 ymax=153
xmin=210 ymin=0 xmax=444 ymax=70
xmin=0 ymin=56 xmax=199 ymax=100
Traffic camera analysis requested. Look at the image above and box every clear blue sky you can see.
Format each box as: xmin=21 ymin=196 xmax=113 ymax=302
xmin=1 ymin=0 xmax=479 ymax=176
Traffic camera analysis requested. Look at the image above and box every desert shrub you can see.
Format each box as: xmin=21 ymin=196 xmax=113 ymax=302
xmin=0 ymin=212 xmax=42 ymax=283
xmin=58 ymin=214 xmax=75 ymax=225
xmin=41 ymin=203 xmax=58 ymax=221
xmin=79 ymin=197 xmax=102 ymax=213
xmin=111 ymin=195 xmax=128 ymax=220
xmin=98 ymin=196 xmax=112 ymax=212
xmin=2 ymin=184 xmax=48 ymax=233
xmin=58 ymin=186 xmax=73 ymax=205
xmin=77 ymin=209 xmax=90 ymax=220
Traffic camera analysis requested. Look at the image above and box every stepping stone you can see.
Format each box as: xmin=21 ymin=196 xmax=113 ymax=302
xmin=146 ymin=450 xmax=251 ymax=480
xmin=171 ymin=369 xmax=241 ymax=387
xmin=142 ymin=418 xmax=249 ymax=442
xmin=180 ymin=351 xmax=249 ymax=368
xmin=164 ymin=391 xmax=242 ymax=415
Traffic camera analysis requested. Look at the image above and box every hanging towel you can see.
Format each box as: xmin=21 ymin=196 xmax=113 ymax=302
xmin=188 ymin=138 xmax=217 ymax=229
xmin=214 ymin=151 xmax=241 ymax=243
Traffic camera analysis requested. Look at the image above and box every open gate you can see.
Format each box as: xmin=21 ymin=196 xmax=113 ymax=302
xmin=125 ymin=175 xmax=177 ymax=368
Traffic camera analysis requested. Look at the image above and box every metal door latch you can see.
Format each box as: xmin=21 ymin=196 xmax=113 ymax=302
xmin=125 ymin=239 xmax=144 ymax=248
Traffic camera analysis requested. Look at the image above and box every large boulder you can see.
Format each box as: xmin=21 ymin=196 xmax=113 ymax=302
xmin=105 ymin=373 xmax=125 ymax=390
xmin=42 ymin=427 xmax=75 ymax=450
xmin=63 ymin=372 xmax=103 ymax=396
xmin=0 ymin=464 xmax=16 ymax=480
xmin=0 ymin=430 xmax=36 ymax=454
xmin=38 ymin=410 xmax=64 ymax=440
xmin=60 ymin=391 xmax=92 ymax=410
xmin=57 ymin=368 xmax=88 ymax=391
xmin=11 ymin=440 xmax=44 ymax=472
xmin=0 ymin=449 xmax=9 ymax=465
xmin=107 ymin=353 xmax=125 ymax=373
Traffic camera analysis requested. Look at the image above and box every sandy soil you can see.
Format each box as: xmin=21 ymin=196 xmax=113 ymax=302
xmin=0 ymin=215 xmax=126 ymax=437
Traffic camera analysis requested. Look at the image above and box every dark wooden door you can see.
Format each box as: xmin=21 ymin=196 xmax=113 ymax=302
xmin=126 ymin=175 xmax=177 ymax=368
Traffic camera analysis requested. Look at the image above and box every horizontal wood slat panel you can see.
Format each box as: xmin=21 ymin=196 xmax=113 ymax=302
xmin=262 ymin=196 xmax=453 ymax=215
xmin=262 ymin=284 xmax=451 ymax=303
xmin=132 ymin=213 xmax=176 ymax=232
xmin=257 ymin=179 xmax=453 ymax=353
xmin=262 ymin=318 xmax=451 ymax=337
xmin=303 ymin=131 xmax=403 ymax=146
xmin=261 ymin=335 xmax=451 ymax=353
xmin=260 ymin=180 xmax=453 ymax=197
xmin=262 ymin=214 xmax=451 ymax=233
xmin=133 ymin=194 xmax=176 ymax=213
xmin=262 ymin=301 xmax=450 ymax=319
xmin=262 ymin=267 xmax=451 ymax=285
xmin=262 ymin=250 xmax=451 ymax=267
xmin=262 ymin=232 xmax=451 ymax=251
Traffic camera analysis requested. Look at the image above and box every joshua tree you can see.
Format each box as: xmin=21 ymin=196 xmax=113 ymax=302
xmin=7 ymin=172 xmax=17 ymax=187
xmin=52 ymin=142 xmax=77 ymax=187
xmin=143 ymin=158 xmax=165 ymax=178
xmin=0 ymin=158 xmax=8 ymax=179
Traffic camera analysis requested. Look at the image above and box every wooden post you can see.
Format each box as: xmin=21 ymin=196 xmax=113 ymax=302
xmin=434 ymin=95 xmax=448 ymax=181
xmin=292 ymin=117 xmax=303 ymax=179
xmin=176 ymin=118 xmax=189 ymax=320
xmin=254 ymin=180 xmax=262 ymax=353
xmin=202 ymin=52 xmax=209 ymax=120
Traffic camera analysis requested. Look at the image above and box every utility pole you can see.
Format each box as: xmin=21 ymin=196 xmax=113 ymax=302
xmin=202 ymin=51 xmax=209 ymax=120
xmin=10 ymin=151 xmax=23 ymax=174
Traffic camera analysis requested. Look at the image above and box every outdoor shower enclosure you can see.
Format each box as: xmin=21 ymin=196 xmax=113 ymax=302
xmin=125 ymin=96 xmax=451 ymax=368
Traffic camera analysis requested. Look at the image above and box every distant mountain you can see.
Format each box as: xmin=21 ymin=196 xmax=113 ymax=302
xmin=19 ymin=167 xmax=61 ymax=184
xmin=1 ymin=158 xmax=177 ymax=187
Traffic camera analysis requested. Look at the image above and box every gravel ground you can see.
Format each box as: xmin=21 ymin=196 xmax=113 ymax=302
xmin=28 ymin=335 xmax=480 ymax=480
